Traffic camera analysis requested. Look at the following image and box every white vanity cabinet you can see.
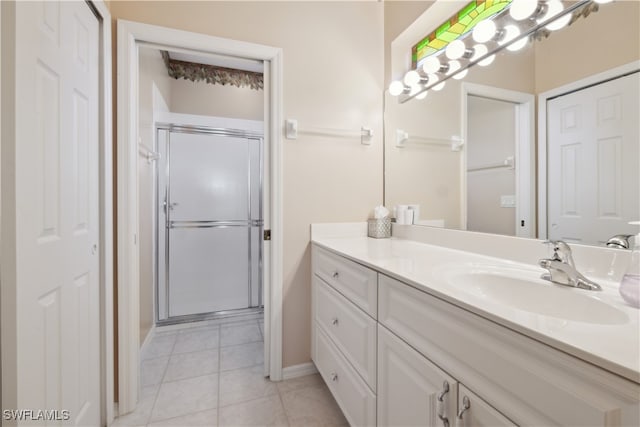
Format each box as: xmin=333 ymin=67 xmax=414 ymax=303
xmin=377 ymin=324 xmax=515 ymax=427
xmin=311 ymin=244 xmax=640 ymax=427
xmin=312 ymin=246 xmax=378 ymax=426
xmin=377 ymin=325 xmax=458 ymax=427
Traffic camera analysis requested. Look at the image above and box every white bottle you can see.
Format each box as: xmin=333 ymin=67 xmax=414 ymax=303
xmin=620 ymin=228 xmax=640 ymax=308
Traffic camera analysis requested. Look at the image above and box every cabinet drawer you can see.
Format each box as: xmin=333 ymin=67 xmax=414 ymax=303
xmin=313 ymin=276 xmax=377 ymax=391
xmin=312 ymin=245 xmax=377 ymax=317
xmin=315 ymin=325 xmax=377 ymax=427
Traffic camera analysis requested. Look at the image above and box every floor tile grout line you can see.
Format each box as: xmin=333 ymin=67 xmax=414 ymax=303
xmin=145 ymin=330 xmax=179 ymax=425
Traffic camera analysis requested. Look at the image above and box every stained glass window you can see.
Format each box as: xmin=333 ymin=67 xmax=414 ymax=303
xmin=412 ymin=0 xmax=513 ymax=68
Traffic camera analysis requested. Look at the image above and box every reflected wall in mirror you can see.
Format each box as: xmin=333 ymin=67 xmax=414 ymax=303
xmin=385 ymin=0 xmax=640 ymax=246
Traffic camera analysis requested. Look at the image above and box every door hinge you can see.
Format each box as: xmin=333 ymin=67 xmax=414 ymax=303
xmin=264 ymin=229 xmax=271 ymax=241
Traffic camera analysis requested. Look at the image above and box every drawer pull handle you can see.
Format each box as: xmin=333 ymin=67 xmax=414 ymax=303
xmin=332 ymin=271 xmax=339 ymax=279
xmin=331 ymin=317 xmax=339 ymax=326
xmin=436 ymin=381 xmax=450 ymax=427
xmin=457 ymin=396 xmax=470 ymax=420
xmin=330 ymin=372 xmax=338 ymax=382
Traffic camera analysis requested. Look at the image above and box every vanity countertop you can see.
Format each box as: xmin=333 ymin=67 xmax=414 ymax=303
xmin=311 ymin=234 xmax=640 ymax=383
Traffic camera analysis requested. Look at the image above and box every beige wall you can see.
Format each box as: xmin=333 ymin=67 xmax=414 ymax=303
xmin=138 ymin=47 xmax=172 ymax=345
xmin=170 ymin=78 xmax=263 ymax=121
xmin=384 ymin=1 xmax=433 ymax=86
xmin=535 ymin=1 xmax=640 ymax=93
xmin=110 ymin=1 xmax=384 ymax=368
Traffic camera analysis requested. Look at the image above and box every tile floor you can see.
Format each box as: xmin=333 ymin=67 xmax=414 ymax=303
xmin=113 ymin=317 xmax=348 ymax=426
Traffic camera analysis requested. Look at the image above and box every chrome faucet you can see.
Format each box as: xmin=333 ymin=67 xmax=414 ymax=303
xmin=606 ymin=234 xmax=634 ymax=250
xmin=538 ymin=240 xmax=602 ymax=291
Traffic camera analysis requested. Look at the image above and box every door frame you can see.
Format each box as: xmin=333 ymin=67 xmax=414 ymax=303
xmin=116 ymin=20 xmax=284 ymax=414
xmin=537 ymin=60 xmax=640 ymax=240
xmin=0 ymin=0 xmax=114 ymax=424
xmin=461 ymin=82 xmax=536 ymax=238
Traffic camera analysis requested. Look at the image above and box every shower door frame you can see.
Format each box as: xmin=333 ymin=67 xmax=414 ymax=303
xmin=117 ymin=20 xmax=284 ymax=414
xmin=156 ymin=124 xmax=264 ymax=324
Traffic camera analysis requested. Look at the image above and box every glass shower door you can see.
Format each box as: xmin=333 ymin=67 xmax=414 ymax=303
xmin=166 ymin=129 xmax=262 ymax=318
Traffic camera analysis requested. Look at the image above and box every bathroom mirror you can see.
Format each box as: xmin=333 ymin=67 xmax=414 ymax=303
xmin=384 ymin=0 xmax=640 ymax=246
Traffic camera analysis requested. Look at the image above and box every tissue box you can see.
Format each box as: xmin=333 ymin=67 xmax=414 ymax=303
xmin=368 ymin=218 xmax=391 ymax=239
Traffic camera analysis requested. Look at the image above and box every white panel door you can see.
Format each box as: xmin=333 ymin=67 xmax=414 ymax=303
xmin=548 ymin=73 xmax=640 ymax=244
xmin=14 ymin=1 xmax=100 ymax=425
xmin=377 ymin=325 xmax=458 ymax=427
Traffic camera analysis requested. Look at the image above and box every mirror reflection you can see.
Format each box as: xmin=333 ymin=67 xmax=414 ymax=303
xmin=384 ymin=0 xmax=639 ymax=246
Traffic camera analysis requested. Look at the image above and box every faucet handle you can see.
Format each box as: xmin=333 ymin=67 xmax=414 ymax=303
xmin=543 ymin=240 xmax=574 ymax=266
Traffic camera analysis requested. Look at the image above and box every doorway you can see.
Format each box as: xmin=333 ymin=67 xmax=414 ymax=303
xmin=462 ymin=83 xmax=535 ymax=238
xmin=156 ymin=123 xmax=264 ymax=323
xmin=117 ymin=21 xmax=283 ymax=415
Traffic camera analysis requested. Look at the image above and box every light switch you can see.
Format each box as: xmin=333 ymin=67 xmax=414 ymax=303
xmin=500 ymin=195 xmax=516 ymax=208
xmin=285 ymin=119 xmax=298 ymax=140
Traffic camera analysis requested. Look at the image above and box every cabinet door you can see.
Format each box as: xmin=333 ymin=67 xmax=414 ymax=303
xmin=456 ymin=384 xmax=517 ymax=427
xmin=378 ymin=325 xmax=457 ymax=427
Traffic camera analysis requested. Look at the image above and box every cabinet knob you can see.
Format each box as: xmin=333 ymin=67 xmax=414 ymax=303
xmin=330 ymin=372 xmax=338 ymax=382
xmin=332 ymin=271 xmax=339 ymax=279
xmin=331 ymin=317 xmax=339 ymax=326
xmin=457 ymin=395 xmax=471 ymax=419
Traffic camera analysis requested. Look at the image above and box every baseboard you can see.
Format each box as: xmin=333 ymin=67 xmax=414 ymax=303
xmin=139 ymin=325 xmax=156 ymax=360
xmin=281 ymin=362 xmax=318 ymax=380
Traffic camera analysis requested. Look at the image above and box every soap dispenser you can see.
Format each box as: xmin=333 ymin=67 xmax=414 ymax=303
xmin=619 ymin=222 xmax=640 ymax=308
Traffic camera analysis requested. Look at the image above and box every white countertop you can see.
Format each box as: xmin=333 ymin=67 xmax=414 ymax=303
xmin=311 ymin=234 xmax=640 ymax=383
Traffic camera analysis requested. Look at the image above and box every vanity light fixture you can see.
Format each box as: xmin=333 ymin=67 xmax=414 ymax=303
xmin=510 ymin=0 xmax=541 ymax=21
xmin=391 ymin=0 xmax=611 ymax=101
xmin=389 ymin=80 xmax=409 ymax=97
xmin=415 ymin=90 xmax=428 ymax=100
xmin=470 ymin=44 xmax=496 ymax=66
xmin=403 ymin=70 xmax=424 ymax=87
xmin=422 ymin=55 xmax=444 ymax=75
xmin=445 ymin=40 xmax=469 ymax=60
xmin=472 ymin=19 xmax=498 ymax=43
xmin=538 ymin=0 xmax=571 ymax=31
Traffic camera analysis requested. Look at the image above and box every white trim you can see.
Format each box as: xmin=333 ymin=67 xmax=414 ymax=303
xmin=461 ymin=82 xmax=536 ymax=238
xmin=117 ymin=20 xmax=284 ymax=414
xmin=537 ymin=60 xmax=640 ymax=240
xmin=89 ymin=1 xmax=115 ymax=425
xmin=282 ymin=362 xmax=319 ymax=380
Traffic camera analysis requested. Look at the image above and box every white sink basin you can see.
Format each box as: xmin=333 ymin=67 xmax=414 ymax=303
xmin=436 ymin=264 xmax=628 ymax=325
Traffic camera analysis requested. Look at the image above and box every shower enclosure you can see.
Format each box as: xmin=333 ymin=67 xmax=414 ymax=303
xmin=156 ymin=123 xmax=263 ymax=323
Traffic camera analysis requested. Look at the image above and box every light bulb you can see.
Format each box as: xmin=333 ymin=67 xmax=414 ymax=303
xmin=537 ymin=0 xmax=570 ymax=31
xmin=389 ymin=80 xmax=405 ymax=97
xmin=546 ymin=9 xmax=571 ymax=30
xmin=507 ymin=36 xmax=528 ymax=52
xmin=446 ymin=40 xmax=466 ymax=60
xmin=433 ymin=81 xmax=446 ymax=91
xmin=470 ymin=44 xmax=496 ymax=67
xmin=427 ymin=74 xmax=439 ymax=87
xmin=453 ymin=69 xmax=468 ymax=80
xmin=447 ymin=60 xmax=461 ymax=75
xmin=470 ymin=44 xmax=487 ymax=61
xmin=510 ymin=0 xmax=539 ymax=21
xmin=416 ymin=91 xmax=428 ymax=100
xmin=499 ymin=25 xmax=520 ymax=46
xmin=404 ymin=70 xmax=421 ymax=87
xmin=422 ymin=56 xmax=441 ymax=74
xmin=472 ymin=20 xmax=497 ymax=43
